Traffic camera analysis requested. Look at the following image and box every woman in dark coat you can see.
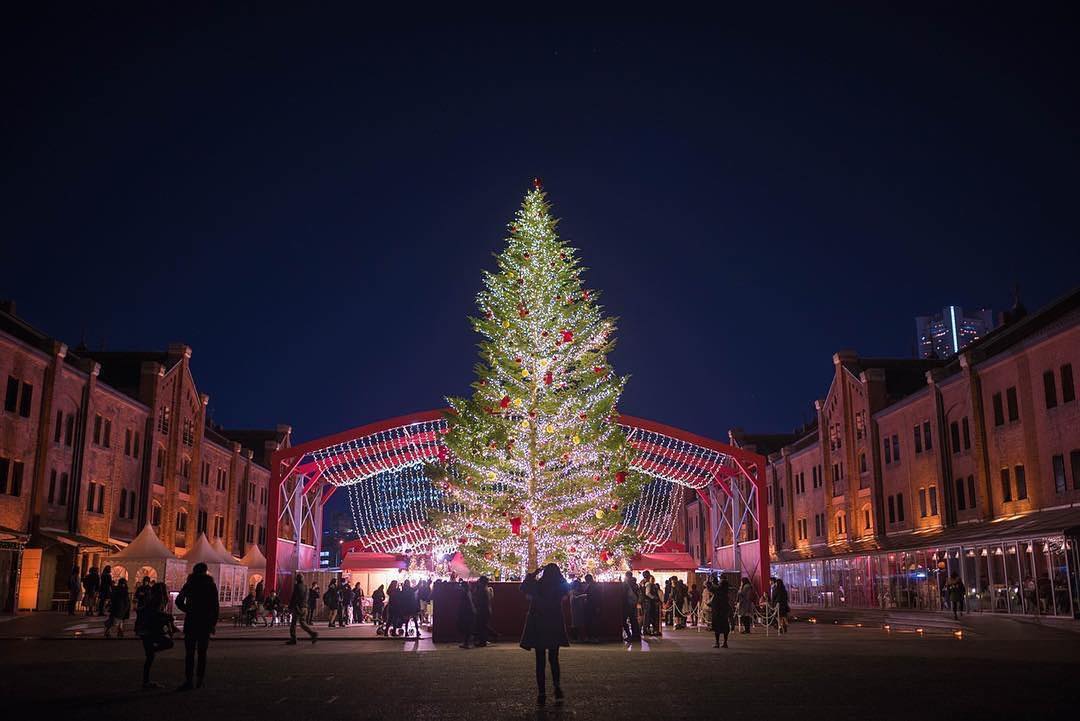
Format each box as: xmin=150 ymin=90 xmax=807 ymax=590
xmin=136 ymin=582 xmax=174 ymax=689
xmin=709 ymin=578 xmax=732 ymax=648
xmin=520 ymin=563 xmax=570 ymax=706
xmin=371 ymin=584 xmax=385 ymax=626
xmin=105 ymin=578 xmax=131 ymax=637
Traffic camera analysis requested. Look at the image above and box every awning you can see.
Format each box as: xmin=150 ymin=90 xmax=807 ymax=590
xmin=630 ymin=552 xmax=698 ymax=571
xmin=776 ymin=506 xmax=1080 ymax=563
xmin=37 ymin=529 xmax=118 ymax=552
xmin=341 ymin=552 xmax=409 ymax=571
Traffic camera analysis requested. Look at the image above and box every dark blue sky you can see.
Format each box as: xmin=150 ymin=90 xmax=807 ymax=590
xmin=4 ymin=5 xmax=1078 ymax=446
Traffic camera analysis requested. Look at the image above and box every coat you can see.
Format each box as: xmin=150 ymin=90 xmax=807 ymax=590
xmin=709 ymin=583 xmax=732 ymax=633
xmin=176 ymin=573 xmax=220 ymax=637
xmin=110 ymin=586 xmax=131 ymax=620
xmin=736 ymin=583 xmax=757 ymax=616
xmin=771 ymin=582 xmax=790 ymax=615
xmin=290 ymin=580 xmax=307 ymax=611
xmin=519 ymin=575 xmax=569 ymax=650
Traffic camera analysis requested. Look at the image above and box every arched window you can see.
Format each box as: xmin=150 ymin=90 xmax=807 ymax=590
xmin=151 ymin=501 xmax=162 ymax=527
xmin=861 ymin=504 xmax=872 ymax=532
xmin=176 ymin=509 xmax=188 ymax=532
xmin=836 ymin=511 xmax=847 ymax=537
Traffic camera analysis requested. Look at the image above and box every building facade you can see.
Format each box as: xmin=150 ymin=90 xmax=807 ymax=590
xmin=916 ymin=305 xmax=995 ymax=359
xmin=0 ymin=301 xmax=290 ymax=612
xmin=678 ymin=288 xmax=1080 ymax=618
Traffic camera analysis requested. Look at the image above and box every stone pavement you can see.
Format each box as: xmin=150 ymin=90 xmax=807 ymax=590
xmin=2 ymin=613 xmax=1079 ymax=720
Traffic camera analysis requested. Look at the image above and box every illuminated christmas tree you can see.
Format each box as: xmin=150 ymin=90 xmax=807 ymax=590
xmin=432 ymin=180 xmax=645 ymax=577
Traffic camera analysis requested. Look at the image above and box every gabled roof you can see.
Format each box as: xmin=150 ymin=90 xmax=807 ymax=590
xmin=217 ymin=428 xmax=288 ymax=466
xmin=841 ymin=357 xmax=945 ymax=402
xmin=77 ymin=350 xmax=175 ymax=400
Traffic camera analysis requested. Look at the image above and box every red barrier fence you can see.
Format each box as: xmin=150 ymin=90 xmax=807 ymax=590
xmin=431 ymin=581 xmax=627 ymax=644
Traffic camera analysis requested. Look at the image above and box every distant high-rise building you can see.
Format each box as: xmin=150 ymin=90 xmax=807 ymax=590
xmin=915 ymin=305 xmax=995 ymax=359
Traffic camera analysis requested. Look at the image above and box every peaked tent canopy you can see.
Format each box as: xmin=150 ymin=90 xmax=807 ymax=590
xmin=105 ymin=525 xmax=187 ymax=588
xmin=211 ymin=537 xmax=241 ymax=565
xmin=183 ymin=533 xmax=248 ymax=605
xmin=239 ymin=543 xmax=267 ymax=570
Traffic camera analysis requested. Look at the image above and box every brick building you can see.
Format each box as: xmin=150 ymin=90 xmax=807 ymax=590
xmin=0 ymin=301 xmax=290 ymax=612
xmin=684 ymin=288 xmax=1080 ymax=617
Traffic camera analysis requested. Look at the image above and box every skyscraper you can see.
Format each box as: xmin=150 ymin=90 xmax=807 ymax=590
xmin=915 ymin=305 xmax=995 ymax=359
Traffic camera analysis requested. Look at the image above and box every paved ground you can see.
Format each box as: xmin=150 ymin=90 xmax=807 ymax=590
xmin=2 ymin=615 xmax=1078 ymax=720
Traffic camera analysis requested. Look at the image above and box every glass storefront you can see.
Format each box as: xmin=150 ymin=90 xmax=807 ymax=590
xmin=774 ymin=535 xmax=1078 ymax=618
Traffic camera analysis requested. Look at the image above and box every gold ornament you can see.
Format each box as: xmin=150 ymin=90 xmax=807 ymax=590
xmin=572 ymin=434 xmax=581 ymax=445
xmin=545 ymin=423 xmax=555 ymax=433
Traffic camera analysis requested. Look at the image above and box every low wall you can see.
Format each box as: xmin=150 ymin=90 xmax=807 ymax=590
xmin=431 ymin=581 xmax=626 ymax=644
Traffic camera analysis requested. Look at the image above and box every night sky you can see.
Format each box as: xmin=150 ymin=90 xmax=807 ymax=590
xmin=4 ymin=6 xmax=1079 ymax=450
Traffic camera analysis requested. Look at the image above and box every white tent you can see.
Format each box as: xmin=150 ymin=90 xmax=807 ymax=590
xmin=238 ymin=543 xmax=266 ymax=594
xmin=183 ymin=533 xmax=247 ymax=606
xmin=106 ymin=524 xmax=187 ymax=590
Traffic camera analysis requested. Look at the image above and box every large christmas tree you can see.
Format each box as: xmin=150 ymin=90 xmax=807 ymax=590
xmin=432 ymin=180 xmax=644 ymax=577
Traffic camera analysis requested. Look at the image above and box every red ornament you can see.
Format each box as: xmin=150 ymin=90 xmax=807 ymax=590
xmin=561 ymin=330 xmax=573 ymax=343
xmin=533 ymin=177 xmax=543 ymax=189
xmin=599 ymin=550 xmax=609 ymax=563
xmin=578 ymin=412 xmax=587 ymax=420
xmin=441 ymin=481 xmax=451 ymax=491
xmin=538 ymin=459 xmax=546 ymax=468
xmin=500 ymin=395 xmax=511 ymax=409
xmin=510 ymin=516 xmax=522 ymax=535
xmin=437 ymin=446 xmax=448 ymax=464
xmin=524 ymin=252 xmax=530 ymax=259
xmin=515 ymin=357 xmax=522 ymax=364
xmin=568 ymin=546 xmax=577 ymax=554
xmin=484 ymin=406 xmax=493 ymax=415
xmin=439 ymin=426 xmax=450 ymax=435
xmin=583 ymin=290 xmax=590 ymax=300
xmin=528 ymin=410 xmax=537 ymax=418
xmin=593 ymin=366 xmax=604 ymax=374
xmin=458 ymin=537 xmax=467 ymax=545
xmin=610 ymin=502 xmax=618 ymax=511
xmin=544 ymin=371 xmax=553 ymax=386
xmin=519 ymin=306 xmax=528 ymax=318
xmin=465 ymin=522 xmax=473 ymax=531
xmin=541 ymin=331 xmax=548 ymax=337
xmin=615 ymin=471 xmax=627 ymax=485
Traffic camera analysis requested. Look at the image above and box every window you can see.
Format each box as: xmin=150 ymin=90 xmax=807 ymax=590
xmin=967 ymin=475 xmax=977 ymax=508
xmin=929 ymin=486 xmax=938 ymax=516
xmin=812 ymin=466 xmax=818 ymax=488
xmin=133 ymin=430 xmax=140 ymax=459
xmin=54 ymin=410 xmax=63 ymax=443
xmin=860 ymin=453 xmax=867 ymax=473
xmin=919 ymin=488 xmax=928 ymax=517
xmin=962 ymin=417 xmax=971 ymax=450
xmin=993 ymin=392 xmax=1004 ymax=426
xmin=949 ymin=422 xmax=959 ymax=454
xmin=892 ymin=434 xmax=900 ymax=462
xmin=913 ymin=425 xmax=923 ymax=454
xmin=813 ymin=514 xmax=820 ymax=537
xmin=779 ymin=487 xmax=784 ymax=507
xmin=3 ymin=376 xmax=17 ymax=412
xmin=213 ymin=515 xmax=225 ymax=538
xmin=1001 ymin=467 xmax=1012 ymax=502
xmin=182 ymin=419 xmax=194 ymax=447
xmin=176 ymin=510 xmax=188 ymax=532
xmin=58 ymin=473 xmax=68 ymax=506
xmin=248 ymin=483 xmax=255 ymax=502
xmin=96 ymin=483 xmax=103 ymax=513
xmin=201 ymin=462 xmax=210 ymax=486
xmin=102 ymin=419 xmax=111 ymax=448
xmin=93 ymin=414 xmax=102 ymax=445
xmin=833 ymin=463 xmax=839 ymax=483
xmin=956 ymin=477 xmax=966 ymax=510
xmin=197 ymin=509 xmax=208 ymax=534
xmin=922 ymin=421 xmax=932 ymax=451
xmin=18 ymin=382 xmax=32 ymax=418
xmin=1062 ymin=364 xmax=1076 ymax=404
xmin=884 ymin=438 xmax=892 ymax=464
xmin=258 ymin=526 xmax=266 ymax=545
xmin=1006 ymin=387 xmax=1019 ymax=422
xmin=0 ymin=459 xmax=24 ymax=497
xmin=246 ymin=523 xmax=255 ymax=543
xmin=836 ymin=512 xmax=846 ymax=536
xmin=1015 ymin=464 xmax=1027 ymax=500
xmin=897 ymin=493 xmax=905 ymax=522
xmin=151 ymin=503 xmax=162 ymax=527
xmin=1053 ymin=455 xmax=1067 ymax=493
xmin=124 ymin=429 xmax=132 ymax=456
xmin=180 ymin=458 xmax=191 ymax=479
xmin=158 ymin=405 xmax=170 ymax=434
xmin=65 ymin=414 xmax=75 ymax=446
xmin=48 ymin=469 xmax=57 ymax=504
xmin=863 ymin=507 xmax=871 ymax=530
xmin=87 ymin=481 xmax=99 ymax=512
xmin=217 ymin=468 xmax=227 ymax=492
xmin=888 ymin=495 xmax=896 ymax=524
xmin=1044 ymin=370 xmax=1058 ymax=409
xmin=119 ymin=489 xmax=128 ymax=518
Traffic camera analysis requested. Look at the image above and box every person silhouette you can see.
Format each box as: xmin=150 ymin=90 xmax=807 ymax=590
xmin=520 ymin=563 xmax=570 ymax=706
xmin=175 ymin=562 xmax=219 ymax=691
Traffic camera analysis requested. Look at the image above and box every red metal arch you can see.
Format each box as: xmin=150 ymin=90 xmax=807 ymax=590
xmin=266 ymin=410 xmax=768 ymax=592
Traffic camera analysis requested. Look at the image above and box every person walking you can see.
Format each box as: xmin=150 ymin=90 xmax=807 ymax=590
xmin=324 ymin=579 xmax=339 ymax=628
xmin=287 ymin=572 xmax=319 ymax=645
xmin=947 ymin=574 xmax=965 ymax=620
xmin=98 ymin=565 xmax=114 ymax=616
xmin=105 ymin=577 xmax=131 ymax=638
xmin=82 ymin=566 xmax=100 ymax=616
xmin=737 ymin=577 xmax=756 ymax=634
xmin=353 ymin=583 xmax=365 ymax=625
xmin=175 ymin=563 xmax=219 ymax=691
xmin=709 ymin=577 xmax=732 ymax=648
xmin=622 ymin=571 xmax=641 ymax=642
xmin=136 ymin=582 xmax=174 ymax=689
xmin=771 ymin=577 xmax=790 ymax=634
xmin=66 ymin=566 xmax=81 ymax=616
xmin=306 ymin=582 xmax=320 ymax=624
xmin=133 ymin=575 xmax=152 ymax=613
xmin=456 ymin=580 xmax=474 ymax=648
xmin=371 ymin=584 xmax=385 ymax=626
xmin=340 ymin=582 xmax=354 ymax=626
xmin=520 ymin=564 xmax=570 ymax=706
xmin=473 ymin=576 xmax=491 ymax=646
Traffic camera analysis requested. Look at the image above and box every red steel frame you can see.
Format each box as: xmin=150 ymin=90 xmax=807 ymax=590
xmin=266 ymin=410 xmax=768 ymax=593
